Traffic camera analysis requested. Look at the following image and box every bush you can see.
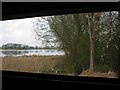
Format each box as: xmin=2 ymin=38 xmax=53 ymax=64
xmin=73 ymin=64 xmax=83 ymax=76
xmin=95 ymin=65 xmax=111 ymax=73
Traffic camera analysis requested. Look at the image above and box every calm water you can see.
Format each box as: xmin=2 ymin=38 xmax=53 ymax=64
xmin=0 ymin=49 xmax=65 ymax=57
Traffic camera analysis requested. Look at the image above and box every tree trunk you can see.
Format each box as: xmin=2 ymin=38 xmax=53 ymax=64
xmin=88 ymin=14 xmax=94 ymax=72
xmin=89 ymin=33 xmax=94 ymax=72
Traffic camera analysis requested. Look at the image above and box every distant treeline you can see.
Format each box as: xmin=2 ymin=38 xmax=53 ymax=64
xmin=1 ymin=43 xmax=59 ymax=50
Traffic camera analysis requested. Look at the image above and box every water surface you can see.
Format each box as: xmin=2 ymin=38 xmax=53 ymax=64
xmin=0 ymin=49 xmax=65 ymax=57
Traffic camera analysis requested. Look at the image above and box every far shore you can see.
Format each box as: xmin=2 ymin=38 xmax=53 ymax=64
xmin=0 ymin=48 xmax=61 ymax=50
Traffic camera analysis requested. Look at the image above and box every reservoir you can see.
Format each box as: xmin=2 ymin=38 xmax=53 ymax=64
xmin=0 ymin=49 xmax=65 ymax=57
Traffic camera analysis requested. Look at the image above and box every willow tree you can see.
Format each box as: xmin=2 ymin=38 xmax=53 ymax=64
xmin=48 ymin=14 xmax=90 ymax=75
xmin=33 ymin=14 xmax=90 ymax=75
xmin=33 ymin=11 xmax=105 ymax=75
xmin=34 ymin=11 xmax=119 ymax=76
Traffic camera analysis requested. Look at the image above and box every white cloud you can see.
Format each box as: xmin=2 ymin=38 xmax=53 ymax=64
xmin=0 ymin=17 xmax=38 ymax=47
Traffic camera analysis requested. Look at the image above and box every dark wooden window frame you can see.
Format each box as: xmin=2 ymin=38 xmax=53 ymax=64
xmin=2 ymin=2 xmax=120 ymax=89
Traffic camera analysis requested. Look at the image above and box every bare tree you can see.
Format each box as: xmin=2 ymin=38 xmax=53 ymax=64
xmin=33 ymin=11 xmax=119 ymax=76
xmin=86 ymin=13 xmax=101 ymax=72
xmin=33 ymin=14 xmax=90 ymax=75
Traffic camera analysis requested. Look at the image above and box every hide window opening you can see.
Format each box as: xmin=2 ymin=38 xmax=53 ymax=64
xmin=1 ymin=10 xmax=120 ymax=78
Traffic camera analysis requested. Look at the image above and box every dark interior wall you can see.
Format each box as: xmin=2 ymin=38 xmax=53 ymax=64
xmin=2 ymin=2 xmax=120 ymax=89
xmin=2 ymin=2 xmax=120 ymax=20
xmin=2 ymin=70 xmax=120 ymax=88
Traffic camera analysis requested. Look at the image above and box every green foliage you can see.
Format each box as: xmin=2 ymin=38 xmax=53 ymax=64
xmin=34 ymin=11 xmax=119 ymax=77
xmin=95 ymin=65 xmax=111 ymax=73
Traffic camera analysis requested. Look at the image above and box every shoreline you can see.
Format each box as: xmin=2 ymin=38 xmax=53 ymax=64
xmin=0 ymin=54 xmax=65 ymax=57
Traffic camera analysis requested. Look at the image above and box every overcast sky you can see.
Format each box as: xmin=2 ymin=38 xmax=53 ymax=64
xmin=0 ymin=17 xmax=39 ymax=47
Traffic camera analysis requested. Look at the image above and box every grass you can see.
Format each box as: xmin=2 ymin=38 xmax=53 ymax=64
xmin=2 ymin=55 xmax=63 ymax=73
xmin=1 ymin=55 xmax=117 ymax=78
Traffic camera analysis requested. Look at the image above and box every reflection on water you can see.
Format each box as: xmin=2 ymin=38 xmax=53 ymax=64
xmin=0 ymin=49 xmax=65 ymax=57
xmin=2 ymin=50 xmax=29 ymax=56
